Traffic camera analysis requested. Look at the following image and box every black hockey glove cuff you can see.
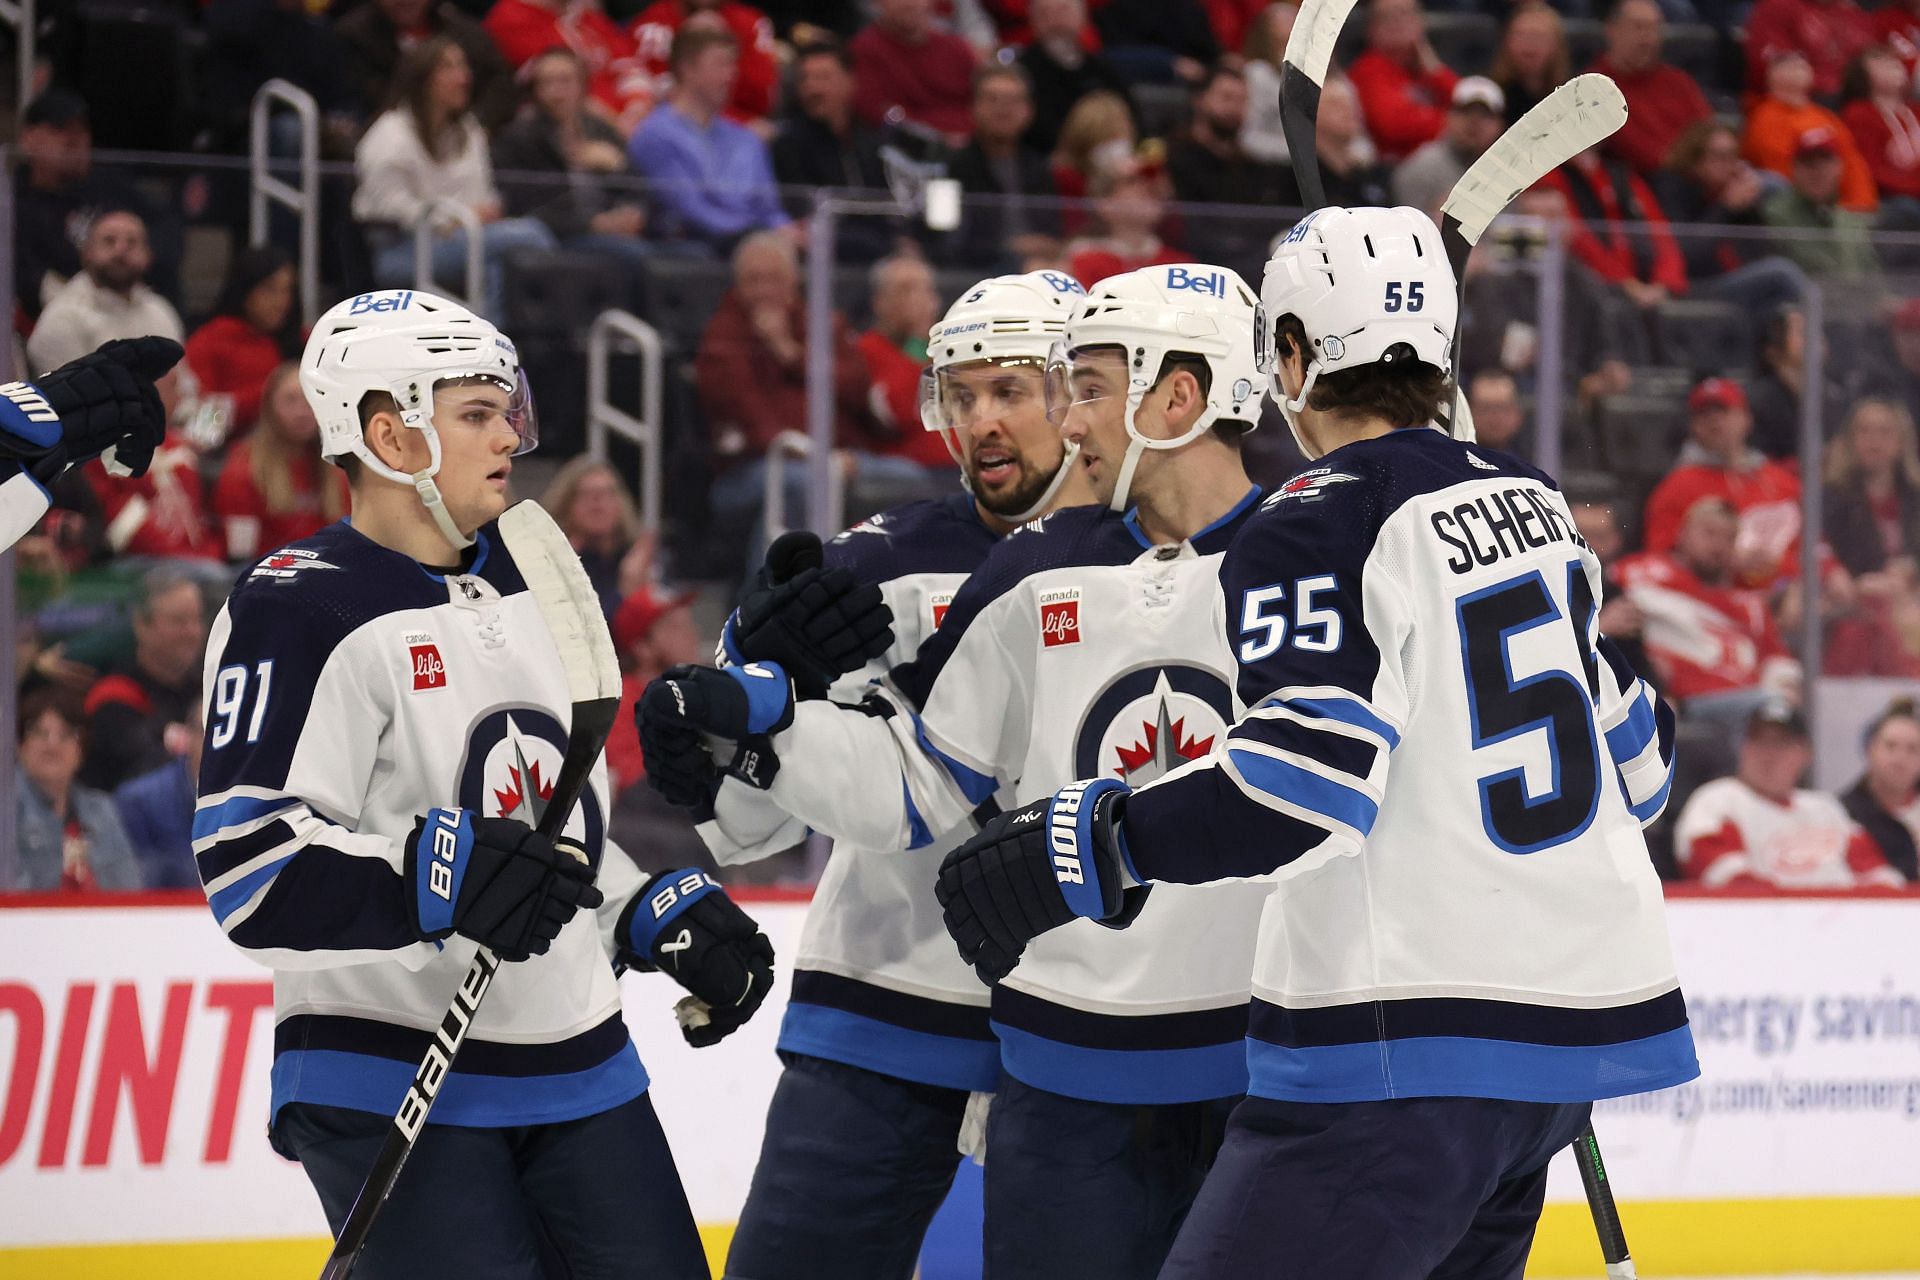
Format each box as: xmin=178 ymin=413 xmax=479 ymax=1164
xmin=639 ymin=665 xmax=793 ymax=804
xmin=935 ymin=778 xmax=1147 ymax=986
xmin=4 ymin=337 xmax=183 ymax=482
xmin=406 ymin=809 xmax=603 ymax=962
xmin=720 ymin=531 xmax=894 ymax=699
xmin=618 ymin=870 xmax=776 ymax=1047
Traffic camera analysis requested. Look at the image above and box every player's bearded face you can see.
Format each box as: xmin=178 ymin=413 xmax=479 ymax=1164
xmin=947 ymin=363 xmax=1064 ymax=517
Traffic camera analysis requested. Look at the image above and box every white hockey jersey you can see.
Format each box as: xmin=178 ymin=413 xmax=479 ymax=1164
xmin=1120 ymin=431 xmax=1700 ymax=1104
xmin=194 ymin=520 xmax=653 ymax=1127
xmin=703 ymin=494 xmax=1005 ymax=1093
xmin=762 ymin=492 xmax=1274 ymax=1105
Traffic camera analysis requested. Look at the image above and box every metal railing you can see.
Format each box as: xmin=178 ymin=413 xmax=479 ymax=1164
xmin=0 ymin=0 xmax=32 ymax=124
xmin=412 ymin=199 xmax=484 ymax=310
xmin=585 ymin=309 xmax=664 ymax=535
xmin=762 ymin=430 xmax=846 ymax=546
xmin=247 ymin=79 xmax=321 ymax=327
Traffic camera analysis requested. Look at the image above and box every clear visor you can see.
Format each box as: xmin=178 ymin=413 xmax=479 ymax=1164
xmin=920 ymin=357 xmax=1049 ymax=434
xmin=1043 ymin=339 xmax=1118 ymax=428
xmin=423 ymin=370 xmax=539 ymax=456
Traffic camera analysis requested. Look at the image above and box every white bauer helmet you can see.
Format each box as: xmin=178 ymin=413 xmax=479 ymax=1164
xmin=918 ymin=269 xmax=1087 ymax=523
xmin=301 ymin=289 xmax=535 ymax=551
xmin=1261 ymin=206 xmax=1459 ymax=460
xmin=1047 ymin=263 xmax=1263 ymax=513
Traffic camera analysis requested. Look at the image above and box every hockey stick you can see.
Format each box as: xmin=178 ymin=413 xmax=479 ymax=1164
xmin=1279 ymin=0 xmax=1362 ymax=209
xmin=318 ymin=499 xmax=622 ymax=1280
xmin=1438 ymin=72 xmax=1628 ymax=442
xmin=1572 ymin=1121 xmax=1638 ymax=1278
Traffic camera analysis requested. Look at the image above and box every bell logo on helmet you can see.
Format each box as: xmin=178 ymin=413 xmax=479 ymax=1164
xmin=1038 ymin=271 xmax=1084 ymax=295
xmin=348 ymin=291 xmax=413 ymax=316
xmin=1166 ymin=267 xmax=1226 ymax=298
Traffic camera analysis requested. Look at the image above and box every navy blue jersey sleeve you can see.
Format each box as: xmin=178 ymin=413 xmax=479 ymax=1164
xmin=194 ymin=545 xmax=433 ymax=971
xmin=1121 ymin=482 xmax=1410 ymax=885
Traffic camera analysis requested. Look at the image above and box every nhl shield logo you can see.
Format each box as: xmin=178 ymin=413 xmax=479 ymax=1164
xmin=1073 ymin=665 xmax=1234 ymax=783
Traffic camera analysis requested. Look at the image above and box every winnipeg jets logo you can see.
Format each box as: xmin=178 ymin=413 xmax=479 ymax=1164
xmin=1264 ymin=468 xmax=1360 ymax=508
xmin=248 ymin=547 xmax=343 ymax=581
xmin=833 ymin=515 xmax=890 ymax=542
xmin=1467 ymin=451 xmax=1499 ymax=471
xmin=493 ymin=715 xmax=558 ymax=820
xmin=456 ymin=706 xmax=605 ymax=862
xmin=1074 ymin=666 xmax=1233 ymax=784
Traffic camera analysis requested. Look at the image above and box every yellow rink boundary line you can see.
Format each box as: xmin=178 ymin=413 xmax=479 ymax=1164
xmin=4 ymin=1199 xmax=1918 ymax=1278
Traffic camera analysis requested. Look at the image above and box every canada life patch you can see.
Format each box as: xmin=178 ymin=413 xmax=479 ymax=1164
xmin=405 ymin=631 xmax=447 ymax=691
xmin=1040 ymin=587 xmax=1081 ymax=648
xmin=929 ymin=590 xmax=955 ymax=630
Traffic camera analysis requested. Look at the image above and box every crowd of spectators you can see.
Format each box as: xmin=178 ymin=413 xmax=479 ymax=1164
xmin=15 ymin=0 xmax=1920 ymax=896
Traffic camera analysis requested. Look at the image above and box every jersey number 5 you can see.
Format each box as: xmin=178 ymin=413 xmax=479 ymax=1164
xmin=1455 ymin=564 xmax=1600 ymax=855
xmin=210 ymin=661 xmax=274 ymax=750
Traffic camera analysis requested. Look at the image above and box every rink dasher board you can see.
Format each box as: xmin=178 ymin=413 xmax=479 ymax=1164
xmin=0 ymin=890 xmax=1917 ymax=1276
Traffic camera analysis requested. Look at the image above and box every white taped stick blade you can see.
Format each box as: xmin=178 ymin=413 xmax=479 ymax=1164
xmin=1283 ymin=0 xmax=1362 ymax=87
xmin=1441 ymin=73 xmax=1628 ymax=247
xmin=497 ymin=500 xmax=621 ymax=705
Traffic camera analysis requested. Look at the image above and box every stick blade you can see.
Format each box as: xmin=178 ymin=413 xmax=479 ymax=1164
xmin=497 ymin=500 xmax=621 ymax=706
xmin=1440 ymin=73 xmax=1628 ymax=248
xmin=1282 ymin=0 xmax=1361 ymax=90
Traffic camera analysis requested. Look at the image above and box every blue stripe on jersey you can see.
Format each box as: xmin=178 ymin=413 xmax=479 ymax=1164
xmin=1276 ymin=695 xmax=1403 ymax=749
xmin=1246 ymin=1025 xmax=1700 ymax=1104
xmin=207 ymin=852 xmax=296 ymax=923
xmin=913 ymin=715 xmax=999 ymax=807
xmin=993 ymin=1022 xmax=1247 ymax=1105
xmin=1604 ymin=686 xmax=1658 ymax=764
xmin=1227 ymin=748 xmax=1379 ymax=835
xmin=780 ymin=1003 xmax=1001 ymax=1093
xmin=1628 ymin=766 xmax=1674 ymax=824
xmin=269 ymin=1039 xmax=649 ymax=1126
xmin=193 ymin=794 xmax=300 ymax=841
xmin=903 ymin=780 xmax=934 ymax=850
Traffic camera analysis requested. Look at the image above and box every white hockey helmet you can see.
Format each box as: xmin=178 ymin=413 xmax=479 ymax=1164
xmin=1045 ymin=263 xmax=1263 ymax=512
xmin=1262 ymin=206 xmax=1458 ymax=458
xmin=301 ymin=289 xmax=534 ymax=550
xmin=918 ymin=269 xmax=1087 ymax=522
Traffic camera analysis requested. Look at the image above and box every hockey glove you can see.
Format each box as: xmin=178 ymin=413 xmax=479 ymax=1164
xmin=406 ymin=808 xmax=604 ymax=962
xmin=618 ymin=869 xmax=776 ymax=1047
xmin=936 ymin=778 xmax=1149 ymax=985
xmin=720 ymin=530 xmax=894 ymax=699
xmin=639 ymin=662 xmax=795 ymax=796
xmin=2 ymin=337 xmax=183 ymax=481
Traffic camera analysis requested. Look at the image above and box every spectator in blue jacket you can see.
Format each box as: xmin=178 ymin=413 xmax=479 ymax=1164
xmin=114 ymin=709 xmax=202 ymax=891
xmin=627 ymin=26 xmax=791 ymax=251
xmin=14 ymin=688 xmax=142 ymax=892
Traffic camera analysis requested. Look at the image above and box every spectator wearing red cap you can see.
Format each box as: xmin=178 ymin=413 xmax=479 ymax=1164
xmin=1839 ymin=46 xmax=1920 ymax=202
xmin=1759 ymin=124 xmax=1882 ymax=278
xmin=1745 ymin=0 xmax=1877 ymax=102
xmin=1346 ymin=0 xmax=1458 ymax=164
xmin=851 ymin=0 xmax=979 ymax=142
xmin=1591 ymin=0 xmax=1712 ymax=178
xmin=1744 ymin=53 xmax=1877 ymax=212
xmin=1676 ymin=699 xmax=1903 ymax=889
xmin=1643 ymin=378 xmax=1807 ymax=585
xmin=630 ymin=0 xmax=780 ymax=125
xmin=1616 ymin=497 xmax=1802 ymax=708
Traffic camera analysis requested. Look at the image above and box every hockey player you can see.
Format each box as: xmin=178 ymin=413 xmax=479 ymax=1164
xmin=641 ymin=269 xmax=1097 ymax=1280
xmin=194 ymin=290 xmax=774 ymax=1278
xmin=937 ymin=207 xmax=1700 ymax=1279
xmin=643 ymin=264 xmax=1274 ymax=1280
xmin=0 ymin=337 xmax=182 ymax=552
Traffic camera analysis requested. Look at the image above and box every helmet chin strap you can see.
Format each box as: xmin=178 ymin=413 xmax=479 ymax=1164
xmin=1109 ymin=381 xmax=1216 ymax=515
xmin=414 ymin=472 xmax=475 ymax=552
xmin=1276 ymin=359 xmax=1325 ymax=461
xmin=356 ymin=409 xmax=477 ymax=555
xmin=1004 ymin=440 xmax=1081 ymax=523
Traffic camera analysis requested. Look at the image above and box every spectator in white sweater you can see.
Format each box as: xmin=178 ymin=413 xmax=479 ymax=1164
xmin=26 ymin=208 xmax=183 ymax=375
xmin=352 ymin=35 xmax=556 ymax=320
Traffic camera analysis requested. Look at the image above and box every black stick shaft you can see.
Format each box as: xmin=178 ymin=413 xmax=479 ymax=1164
xmin=1572 ymin=1122 xmax=1637 ymax=1277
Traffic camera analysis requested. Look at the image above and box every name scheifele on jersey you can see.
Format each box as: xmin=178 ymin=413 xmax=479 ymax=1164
xmin=1429 ymin=483 xmax=1591 ymax=574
